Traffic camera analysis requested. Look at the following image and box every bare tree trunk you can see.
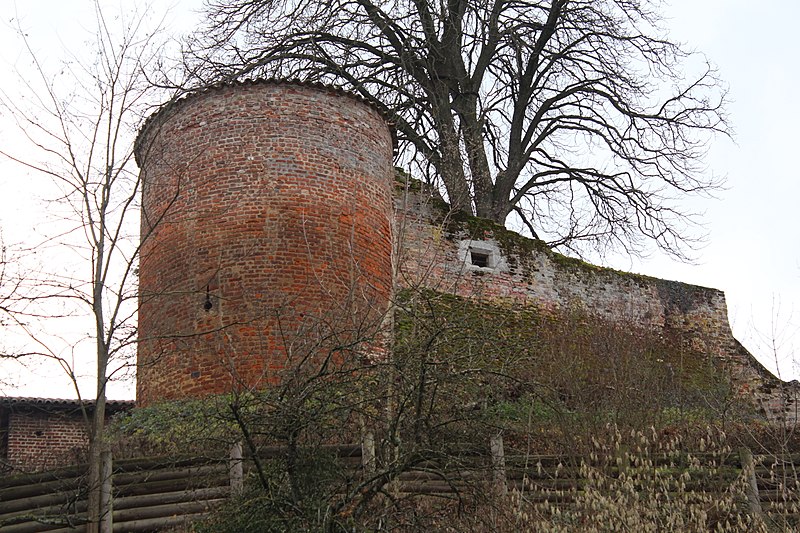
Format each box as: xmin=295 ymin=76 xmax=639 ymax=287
xmin=100 ymin=449 xmax=113 ymax=533
xmin=87 ymin=392 xmax=108 ymax=532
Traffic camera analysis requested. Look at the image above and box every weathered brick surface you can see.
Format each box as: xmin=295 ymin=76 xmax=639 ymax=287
xmin=5 ymin=411 xmax=88 ymax=471
xmin=134 ymin=79 xmax=798 ymax=424
xmin=136 ymin=81 xmax=394 ymax=405
xmin=394 ymin=187 xmax=800 ymax=424
xmin=1 ymin=400 xmax=133 ymax=472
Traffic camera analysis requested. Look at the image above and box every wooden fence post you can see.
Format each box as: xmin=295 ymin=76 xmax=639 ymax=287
xmin=490 ymin=433 xmax=507 ymax=496
xmin=739 ymin=447 xmax=764 ymax=521
xmin=230 ymin=441 xmax=244 ymax=494
xmin=617 ymin=444 xmax=630 ymax=477
xmin=99 ymin=450 xmax=113 ymax=533
xmin=362 ymin=432 xmax=376 ymax=477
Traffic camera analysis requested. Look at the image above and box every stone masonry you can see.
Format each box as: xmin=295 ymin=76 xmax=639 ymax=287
xmin=133 ymin=79 xmax=799 ymax=424
xmin=394 ymin=182 xmax=800 ymax=424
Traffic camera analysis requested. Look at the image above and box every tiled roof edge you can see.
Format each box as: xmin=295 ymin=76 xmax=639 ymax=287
xmin=0 ymin=396 xmax=135 ymax=411
xmin=134 ymin=78 xmax=397 ymax=165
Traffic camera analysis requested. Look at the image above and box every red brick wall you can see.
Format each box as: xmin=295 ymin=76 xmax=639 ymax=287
xmin=6 ymin=411 xmax=88 ymax=471
xmin=136 ymin=81 xmax=394 ymax=405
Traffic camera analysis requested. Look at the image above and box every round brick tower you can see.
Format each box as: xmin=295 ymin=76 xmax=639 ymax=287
xmin=134 ymin=81 xmax=394 ymax=406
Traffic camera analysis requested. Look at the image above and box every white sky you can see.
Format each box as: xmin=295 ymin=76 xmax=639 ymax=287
xmin=0 ymin=0 xmax=798 ymax=400
xmin=609 ymin=0 xmax=800 ymax=380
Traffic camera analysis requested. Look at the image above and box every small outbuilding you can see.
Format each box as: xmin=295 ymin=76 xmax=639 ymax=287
xmin=0 ymin=397 xmax=134 ymax=472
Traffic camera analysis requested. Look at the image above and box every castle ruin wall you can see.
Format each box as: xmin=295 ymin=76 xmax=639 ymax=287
xmin=395 ymin=186 xmax=800 ymax=424
xmin=131 ymin=79 xmax=798 ymax=424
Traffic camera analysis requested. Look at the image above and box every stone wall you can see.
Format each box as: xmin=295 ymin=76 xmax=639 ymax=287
xmin=131 ymin=79 xmax=798 ymax=423
xmin=394 ymin=182 xmax=800 ymax=424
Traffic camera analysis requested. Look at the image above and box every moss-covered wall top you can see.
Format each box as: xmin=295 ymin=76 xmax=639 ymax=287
xmin=394 ymin=287 xmax=743 ymax=448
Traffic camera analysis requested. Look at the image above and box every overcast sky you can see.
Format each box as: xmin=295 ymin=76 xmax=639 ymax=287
xmin=0 ymin=0 xmax=798 ymax=399
xmin=614 ymin=0 xmax=800 ymax=381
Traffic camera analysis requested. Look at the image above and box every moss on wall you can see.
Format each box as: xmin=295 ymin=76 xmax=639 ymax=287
xmin=393 ymin=287 xmax=742 ymax=448
xmin=393 ymin=171 xmax=782 ymax=428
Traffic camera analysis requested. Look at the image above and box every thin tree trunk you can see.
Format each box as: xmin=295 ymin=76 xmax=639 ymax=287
xmin=86 ymin=395 xmax=107 ymax=533
xmin=100 ymin=449 xmax=113 ymax=533
xmin=87 ymin=252 xmax=108 ymax=533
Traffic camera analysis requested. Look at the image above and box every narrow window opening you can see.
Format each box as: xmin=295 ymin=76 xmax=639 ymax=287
xmin=470 ymin=250 xmax=490 ymax=268
xmin=203 ymin=285 xmax=213 ymax=311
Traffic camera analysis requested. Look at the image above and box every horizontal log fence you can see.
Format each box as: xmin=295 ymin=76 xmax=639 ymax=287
xmin=1 ymin=437 xmax=799 ymax=531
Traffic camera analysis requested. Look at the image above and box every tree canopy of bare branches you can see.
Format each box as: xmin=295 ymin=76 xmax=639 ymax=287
xmin=183 ymin=0 xmax=728 ymax=257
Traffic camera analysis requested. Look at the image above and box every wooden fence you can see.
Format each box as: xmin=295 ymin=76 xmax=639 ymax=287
xmin=1 ymin=438 xmax=799 ymax=532
xmin=0 ymin=443 xmax=366 ymax=533
xmin=0 ymin=455 xmax=229 ymax=533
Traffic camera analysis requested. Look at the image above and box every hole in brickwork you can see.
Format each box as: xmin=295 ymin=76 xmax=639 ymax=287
xmin=191 ymin=371 xmax=201 ymax=379
xmin=470 ymin=250 xmax=490 ymax=268
xmin=203 ymin=285 xmax=213 ymax=311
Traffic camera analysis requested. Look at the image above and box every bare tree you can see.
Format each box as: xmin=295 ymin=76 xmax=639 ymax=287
xmin=0 ymin=3 xmax=168 ymax=530
xmin=181 ymin=0 xmax=728 ymax=258
xmin=0 ymin=241 xmax=38 ymax=371
xmin=0 ymin=241 xmax=20 ymax=356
